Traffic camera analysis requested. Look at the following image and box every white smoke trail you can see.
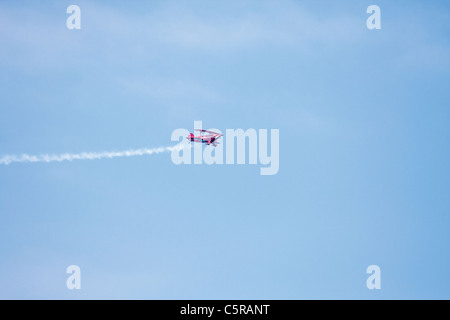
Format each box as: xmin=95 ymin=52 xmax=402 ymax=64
xmin=0 ymin=144 xmax=187 ymax=166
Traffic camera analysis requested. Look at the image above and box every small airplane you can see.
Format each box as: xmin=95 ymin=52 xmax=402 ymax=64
xmin=187 ymin=129 xmax=222 ymax=147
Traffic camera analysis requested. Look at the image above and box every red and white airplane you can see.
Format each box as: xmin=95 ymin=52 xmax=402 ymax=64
xmin=187 ymin=129 xmax=222 ymax=147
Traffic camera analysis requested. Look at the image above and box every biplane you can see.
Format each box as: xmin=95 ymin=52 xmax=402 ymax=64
xmin=187 ymin=129 xmax=222 ymax=147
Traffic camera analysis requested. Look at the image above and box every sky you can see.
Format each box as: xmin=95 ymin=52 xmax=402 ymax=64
xmin=0 ymin=0 xmax=449 ymax=299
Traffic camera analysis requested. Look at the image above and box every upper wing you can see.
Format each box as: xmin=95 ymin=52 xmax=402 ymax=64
xmin=203 ymin=130 xmax=222 ymax=136
xmin=196 ymin=129 xmax=222 ymax=136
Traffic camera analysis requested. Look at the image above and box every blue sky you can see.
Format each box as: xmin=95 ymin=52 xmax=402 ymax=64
xmin=0 ymin=0 xmax=449 ymax=299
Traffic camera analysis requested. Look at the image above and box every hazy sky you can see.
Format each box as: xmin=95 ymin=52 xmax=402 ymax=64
xmin=0 ymin=0 xmax=449 ymax=299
